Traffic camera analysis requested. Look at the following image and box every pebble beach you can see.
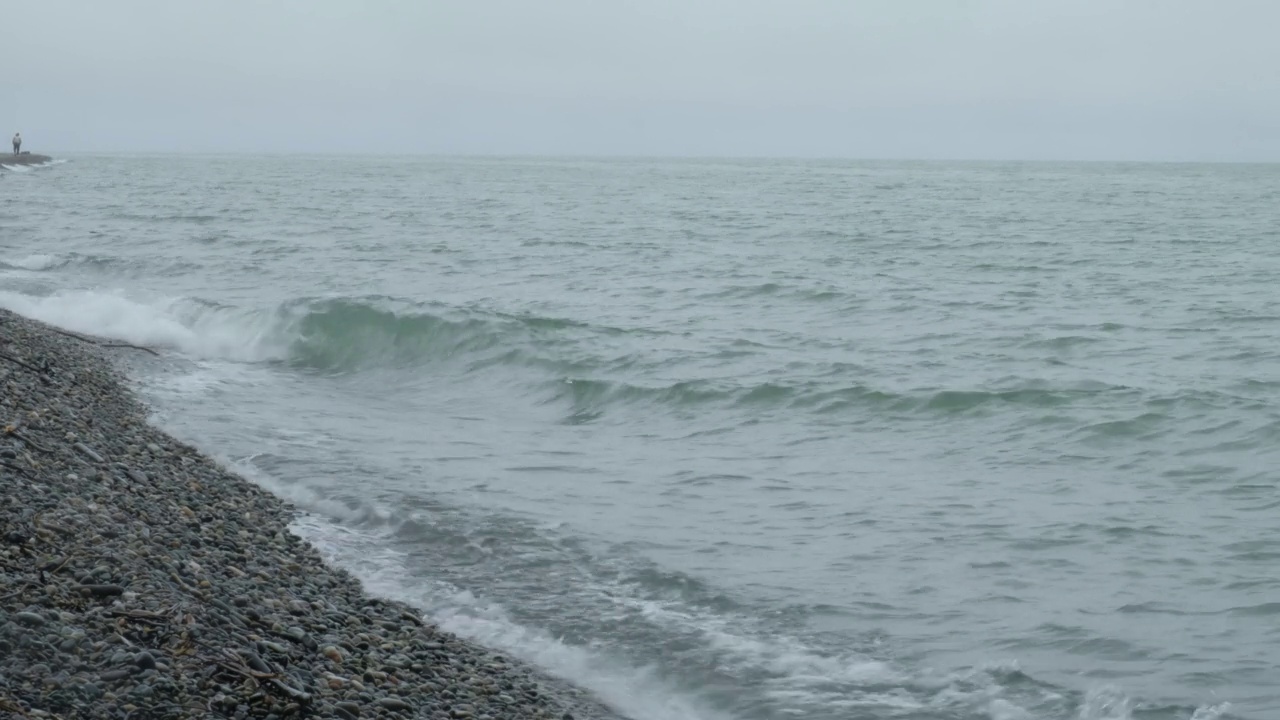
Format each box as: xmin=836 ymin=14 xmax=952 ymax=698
xmin=0 ymin=307 xmax=628 ymax=720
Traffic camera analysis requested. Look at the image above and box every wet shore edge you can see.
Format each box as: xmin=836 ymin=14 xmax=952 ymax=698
xmin=0 ymin=307 xmax=631 ymax=720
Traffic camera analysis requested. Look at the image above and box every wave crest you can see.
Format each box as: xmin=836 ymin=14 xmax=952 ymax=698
xmin=287 ymin=298 xmax=508 ymax=372
xmin=0 ymin=289 xmax=1159 ymax=423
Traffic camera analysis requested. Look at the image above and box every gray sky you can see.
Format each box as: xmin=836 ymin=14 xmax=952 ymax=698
xmin=4 ymin=0 xmax=1278 ymax=161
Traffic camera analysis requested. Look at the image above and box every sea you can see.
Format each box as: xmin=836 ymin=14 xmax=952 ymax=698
xmin=2 ymin=155 xmax=1277 ymax=720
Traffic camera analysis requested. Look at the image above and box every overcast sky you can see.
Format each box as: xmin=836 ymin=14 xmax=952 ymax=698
xmin=3 ymin=0 xmax=1278 ymax=161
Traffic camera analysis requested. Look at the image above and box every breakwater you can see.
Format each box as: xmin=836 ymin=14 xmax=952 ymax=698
xmin=1 ymin=153 xmax=53 ymax=166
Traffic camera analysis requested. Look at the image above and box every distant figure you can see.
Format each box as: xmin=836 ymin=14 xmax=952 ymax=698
xmin=11 ymin=133 xmax=19 ymax=155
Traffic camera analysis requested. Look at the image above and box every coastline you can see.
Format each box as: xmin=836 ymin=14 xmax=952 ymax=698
xmin=0 ymin=308 xmax=630 ymax=719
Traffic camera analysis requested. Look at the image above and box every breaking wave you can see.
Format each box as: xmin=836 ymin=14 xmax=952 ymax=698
xmin=0 ymin=288 xmax=1226 ymax=426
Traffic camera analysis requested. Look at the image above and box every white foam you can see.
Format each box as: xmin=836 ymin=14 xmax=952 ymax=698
xmin=704 ymin=621 xmax=898 ymax=688
xmin=270 ymin=494 xmax=1042 ymax=719
xmin=0 ymin=158 xmax=64 ymax=171
xmin=584 ymin=578 xmax=906 ymax=711
xmin=0 ymin=288 xmax=288 ymax=362
xmin=217 ymin=485 xmax=1247 ymax=720
xmin=3 ymin=253 xmax=63 ymax=271
xmin=1076 ymin=687 xmax=1132 ymax=720
xmin=1188 ymin=703 xmax=1233 ymax=720
xmin=227 ymin=457 xmax=396 ymax=526
xmin=143 ymin=367 xmax=228 ymax=399
xmin=282 ymin=512 xmax=732 ymax=720
xmin=436 ymin=605 xmax=731 ymax=720
xmin=281 ymin=505 xmax=1044 ymax=719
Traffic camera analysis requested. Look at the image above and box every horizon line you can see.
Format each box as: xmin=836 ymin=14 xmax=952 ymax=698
xmin=18 ymin=149 xmax=1280 ymax=165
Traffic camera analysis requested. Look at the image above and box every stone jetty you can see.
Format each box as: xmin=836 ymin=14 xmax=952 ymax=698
xmin=0 ymin=308 xmax=628 ymax=719
xmin=2 ymin=152 xmax=53 ymax=166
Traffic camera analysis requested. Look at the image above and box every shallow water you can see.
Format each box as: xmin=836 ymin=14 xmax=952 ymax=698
xmin=3 ymin=155 xmax=1278 ymax=719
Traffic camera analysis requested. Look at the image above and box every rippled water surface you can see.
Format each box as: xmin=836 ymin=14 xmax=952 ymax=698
xmin=3 ymin=155 xmax=1279 ymax=719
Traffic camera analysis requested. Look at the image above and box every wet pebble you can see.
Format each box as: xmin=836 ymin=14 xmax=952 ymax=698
xmin=0 ymin=308 xmax=628 ymax=720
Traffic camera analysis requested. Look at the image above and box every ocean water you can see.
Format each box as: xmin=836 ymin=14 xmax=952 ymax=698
xmin=2 ymin=155 xmax=1278 ymax=720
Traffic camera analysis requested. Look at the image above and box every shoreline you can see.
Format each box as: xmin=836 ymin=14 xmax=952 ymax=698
xmin=0 ymin=308 xmax=630 ymax=719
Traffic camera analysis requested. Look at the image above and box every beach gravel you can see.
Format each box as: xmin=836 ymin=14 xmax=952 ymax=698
xmin=0 ymin=308 xmax=629 ymax=719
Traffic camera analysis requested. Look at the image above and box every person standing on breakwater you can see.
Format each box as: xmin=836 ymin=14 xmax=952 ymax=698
xmin=12 ymin=133 xmax=20 ymax=155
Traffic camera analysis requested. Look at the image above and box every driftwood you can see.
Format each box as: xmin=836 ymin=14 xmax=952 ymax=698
xmin=43 ymin=326 xmax=161 ymax=356
xmin=0 ymin=350 xmax=52 ymax=382
xmin=101 ymin=343 xmax=161 ymax=356
xmin=0 ymin=459 xmax=34 ymax=478
xmin=4 ymin=419 xmax=53 ymax=455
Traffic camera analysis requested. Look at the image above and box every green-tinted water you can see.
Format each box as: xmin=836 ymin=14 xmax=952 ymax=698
xmin=3 ymin=156 xmax=1278 ymax=719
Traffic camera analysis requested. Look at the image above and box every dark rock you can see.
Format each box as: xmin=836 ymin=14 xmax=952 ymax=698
xmin=376 ymin=697 xmax=413 ymax=712
xmin=0 ymin=152 xmax=53 ymax=166
xmin=77 ymin=584 xmax=124 ymax=597
xmin=14 ymin=611 xmax=46 ymax=627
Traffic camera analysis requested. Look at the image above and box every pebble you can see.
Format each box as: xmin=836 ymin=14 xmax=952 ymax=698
xmin=134 ymin=651 xmax=156 ymax=670
xmin=335 ymin=700 xmax=362 ymax=716
xmin=78 ymin=584 xmax=124 ymax=597
xmin=15 ymin=611 xmax=46 ymax=627
xmin=0 ymin=307 xmax=626 ymax=720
